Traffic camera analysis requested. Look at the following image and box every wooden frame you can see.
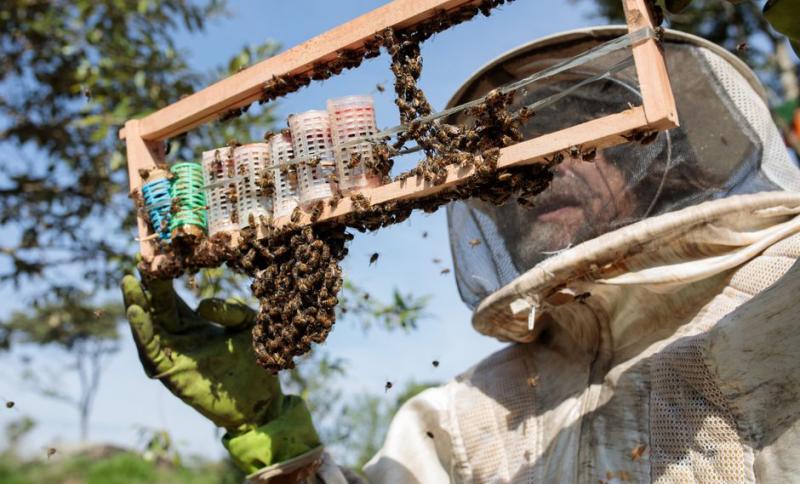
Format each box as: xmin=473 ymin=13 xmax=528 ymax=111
xmin=123 ymin=0 xmax=677 ymax=263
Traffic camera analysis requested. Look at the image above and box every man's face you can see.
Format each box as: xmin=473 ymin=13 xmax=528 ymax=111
xmin=490 ymin=152 xmax=639 ymax=271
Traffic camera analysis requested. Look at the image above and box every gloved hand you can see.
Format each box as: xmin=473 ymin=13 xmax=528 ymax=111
xmin=121 ymin=275 xmax=322 ymax=477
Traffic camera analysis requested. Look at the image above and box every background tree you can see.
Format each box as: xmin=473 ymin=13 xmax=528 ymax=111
xmin=579 ymin=0 xmax=800 ymax=151
xmin=0 ymin=292 xmax=122 ymax=441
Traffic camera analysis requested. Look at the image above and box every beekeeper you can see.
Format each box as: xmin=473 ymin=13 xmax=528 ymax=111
xmin=122 ymin=27 xmax=800 ymax=483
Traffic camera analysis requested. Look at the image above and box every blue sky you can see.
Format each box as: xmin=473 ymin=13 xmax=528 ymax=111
xmin=0 ymin=0 xmax=604 ymax=461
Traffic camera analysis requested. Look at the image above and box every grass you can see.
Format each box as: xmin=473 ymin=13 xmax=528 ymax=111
xmin=0 ymin=450 xmax=245 ymax=484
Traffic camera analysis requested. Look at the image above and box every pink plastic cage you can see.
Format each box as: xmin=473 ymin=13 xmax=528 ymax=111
xmin=288 ymin=110 xmax=336 ymax=204
xmin=328 ymin=95 xmax=380 ymax=191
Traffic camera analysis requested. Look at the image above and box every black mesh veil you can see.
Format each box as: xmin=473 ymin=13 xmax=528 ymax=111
xmin=446 ymin=28 xmax=800 ymax=309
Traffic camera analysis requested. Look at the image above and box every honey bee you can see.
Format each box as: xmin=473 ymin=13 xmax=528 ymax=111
xmin=581 ymin=147 xmax=597 ymax=162
xmin=630 ymin=444 xmax=647 ymax=461
xmin=347 ymin=152 xmax=362 ymax=169
xmin=5 ymin=401 xmax=14 ymax=409
xmin=440 ymin=268 xmax=450 ymax=275
xmin=291 ymin=206 xmax=302 ymax=224
xmin=468 ymin=238 xmax=481 ymax=247
xmin=369 ymin=252 xmax=379 ymax=265
xmin=226 ymin=185 xmax=238 ymax=204
xmin=328 ymin=190 xmax=343 ymax=209
xmin=309 ymin=201 xmax=324 ymax=223
xmin=426 ymin=431 xmax=434 ymax=439
xmin=385 ymin=381 xmax=393 ymax=392
xmin=432 ymin=360 xmax=439 ymax=368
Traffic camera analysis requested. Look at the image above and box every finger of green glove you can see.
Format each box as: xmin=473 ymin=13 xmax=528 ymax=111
xmin=126 ymin=305 xmax=172 ymax=377
xmin=141 ymin=278 xmax=183 ymax=333
xmin=196 ymin=298 xmax=256 ymax=329
xmin=222 ymin=395 xmax=321 ymax=475
xmin=122 ymin=275 xmax=151 ymax=313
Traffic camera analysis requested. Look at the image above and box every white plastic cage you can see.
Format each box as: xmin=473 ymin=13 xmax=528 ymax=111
xmin=328 ymin=95 xmax=380 ymax=191
xmin=270 ymin=132 xmax=299 ymax=218
xmin=233 ymin=143 xmax=273 ymax=228
xmin=288 ymin=110 xmax=336 ymax=204
xmin=201 ymin=147 xmax=240 ymax=235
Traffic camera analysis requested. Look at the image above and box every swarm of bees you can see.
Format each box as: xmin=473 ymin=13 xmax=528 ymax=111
xmin=244 ymin=225 xmax=349 ymax=373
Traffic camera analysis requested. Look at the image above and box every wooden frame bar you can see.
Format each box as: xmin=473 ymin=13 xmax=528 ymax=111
xmin=123 ymin=0 xmax=677 ymax=263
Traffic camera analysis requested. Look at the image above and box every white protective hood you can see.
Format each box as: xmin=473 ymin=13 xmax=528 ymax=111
xmin=444 ymin=27 xmax=800 ymax=342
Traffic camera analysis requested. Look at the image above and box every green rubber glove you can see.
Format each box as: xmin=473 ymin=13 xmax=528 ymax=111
xmin=120 ymin=275 xmax=321 ymax=475
xmin=763 ymin=0 xmax=800 ymax=56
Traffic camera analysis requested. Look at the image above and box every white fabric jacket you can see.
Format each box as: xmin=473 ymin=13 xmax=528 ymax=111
xmin=354 ymin=191 xmax=800 ymax=483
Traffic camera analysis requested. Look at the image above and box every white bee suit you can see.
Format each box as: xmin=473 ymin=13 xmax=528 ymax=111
xmin=362 ymin=191 xmax=800 ymax=483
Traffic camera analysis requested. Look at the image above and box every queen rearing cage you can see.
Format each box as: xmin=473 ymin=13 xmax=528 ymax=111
xmin=234 ymin=143 xmax=274 ymax=228
xmin=328 ymin=95 xmax=381 ymax=192
xmin=270 ymin=132 xmax=299 ymax=218
xmin=122 ymin=0 xmax=678 ymax=268
xmin=289 ymin=110 xmax=336 ymax=205
xmin=202 ymin=147 xmax=240 ymax=235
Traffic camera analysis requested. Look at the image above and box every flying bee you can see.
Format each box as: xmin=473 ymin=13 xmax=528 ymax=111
xmin=432 ymin=258 xmax=441 ymax=264
xmin=426 ymin=431 xmax=434 ymax=439
xmin=440 ymin=268 xmax=451 ymax=275
xmin=468 ymin=238 xmax=481 ymax=247
xmin=432 ymin=360 xmax=439 ymax=368
xmin=526 ymin=375 xmax=539 ymax=387
xmin=47 ymin=448 xmax=57 ymax=459
xmin=376 ymin=82 xmax=386 ymax=93
xmin=263 ymin=131 xmax=276 ymax=143
xmin=736 ymin=42 xmax=748 ymax=53
xmin=385 ymin=381 xmax=393 ymax=392
xmin=369 ymin=252 xmax=379 ymax=265
xmin=422 ymin=231 xmax=429 ymax=239
xmin=5 ymin=401 xmax=14 ymax=409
